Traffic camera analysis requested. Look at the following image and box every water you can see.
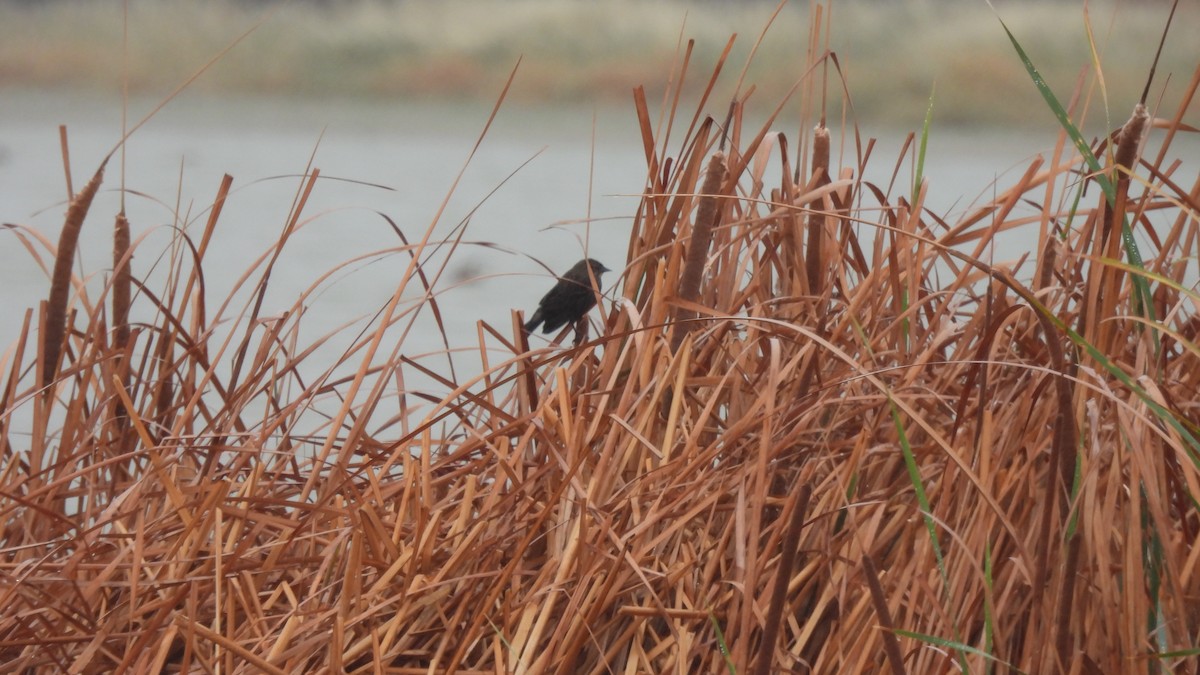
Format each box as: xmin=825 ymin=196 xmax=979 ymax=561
xmin=1 ymin=90 xmax=641 ymax=350
xmin=2 ymin=89 xmax=1193 ymax=413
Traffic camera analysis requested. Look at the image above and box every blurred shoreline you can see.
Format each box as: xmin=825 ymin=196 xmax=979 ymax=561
xmin=0 ymin=0 xmax=1192 ymax=130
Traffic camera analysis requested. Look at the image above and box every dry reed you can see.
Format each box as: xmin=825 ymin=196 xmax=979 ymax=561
xmin=2 ymin=6 xmax=1199 ymax=675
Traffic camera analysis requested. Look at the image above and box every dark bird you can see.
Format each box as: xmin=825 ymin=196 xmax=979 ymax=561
xmin=523 ymin=258 xmax=610 ymax=334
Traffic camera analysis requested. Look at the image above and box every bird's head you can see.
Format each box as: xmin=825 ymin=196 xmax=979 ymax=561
xmin=582 ymin=258 xmax=610 ymax=276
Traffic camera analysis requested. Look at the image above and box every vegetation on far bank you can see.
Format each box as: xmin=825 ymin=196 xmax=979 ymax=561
xmin=0 ymin=0 xmax=1196 ymax=127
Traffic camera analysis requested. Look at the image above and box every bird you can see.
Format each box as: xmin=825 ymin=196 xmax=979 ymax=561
xmin=523 ymin=258 xmax=610 ymax=335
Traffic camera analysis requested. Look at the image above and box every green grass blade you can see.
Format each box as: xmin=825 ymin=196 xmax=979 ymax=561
xmin=709 ymin=613 xmax=737 ymax=675
xmin=913 ymin=81 xmax=935 ymax=207
xmin=895 ymin=629 xmax=1027 ymax=674
xmin=989 ymin=6 xmax=1156 ymax=323
xmin=889 ymin=401 xmax=946 ymax=582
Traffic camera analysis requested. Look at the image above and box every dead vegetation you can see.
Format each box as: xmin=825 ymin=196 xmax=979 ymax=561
xmin=2 ymin=3 xmax=1199 ymax=674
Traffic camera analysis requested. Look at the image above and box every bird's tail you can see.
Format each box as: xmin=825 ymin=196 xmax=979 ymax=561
xmin=523 ymin=310 xmax=543 ymax=334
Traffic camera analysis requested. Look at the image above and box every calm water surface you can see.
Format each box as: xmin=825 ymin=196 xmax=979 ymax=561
xmin=2 ymin=89 xmax=1189 ymax=413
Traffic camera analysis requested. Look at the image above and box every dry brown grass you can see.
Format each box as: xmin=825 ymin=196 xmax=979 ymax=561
xmin=2 ymin=5 xmax=1200 ymax=675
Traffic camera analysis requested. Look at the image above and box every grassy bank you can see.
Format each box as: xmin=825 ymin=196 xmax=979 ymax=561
xmin=0 ymin=0 xmax=1195 ymax=127
xmin=2 ymin=1 xmax=1200 ymax=673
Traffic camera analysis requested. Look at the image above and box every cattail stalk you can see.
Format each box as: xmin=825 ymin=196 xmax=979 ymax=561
xmin=113 ymin=211 xmax=132 ymax=352
xmin=43 ymin=164 xmax=104 ymax=389
xmin=806 ymin=124 xmax=830 ymax=297
xmin=670 ymin=151 xmax=727 ymax=354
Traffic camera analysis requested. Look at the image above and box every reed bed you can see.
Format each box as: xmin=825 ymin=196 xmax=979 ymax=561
xmin=2 ymin=5 xmax=1199 ymax=674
